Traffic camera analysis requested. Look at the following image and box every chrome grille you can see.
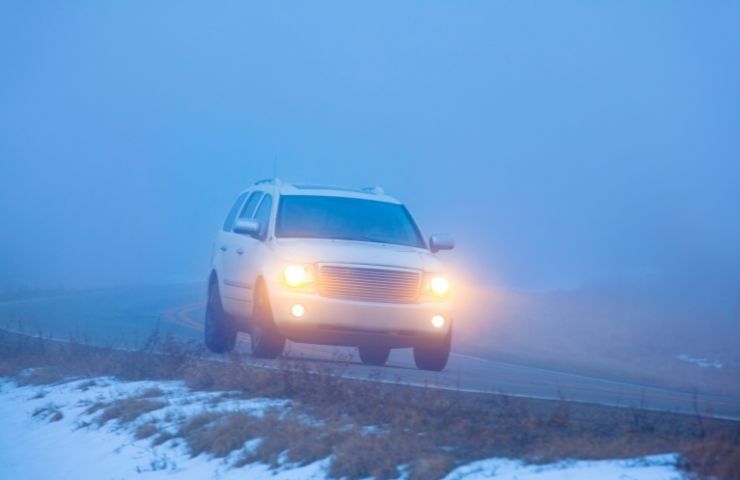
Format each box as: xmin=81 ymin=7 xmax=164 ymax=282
xmin=318 ymin=265 xmax=422 ymax=303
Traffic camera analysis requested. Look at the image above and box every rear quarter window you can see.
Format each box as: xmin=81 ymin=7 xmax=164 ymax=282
xmin=222 ymin=192 xmax=249 ymax=231
xmin=238 ymin=191 xmax=264 ymax=220
xmin=253 ymin=194 xmax=273 ymax=239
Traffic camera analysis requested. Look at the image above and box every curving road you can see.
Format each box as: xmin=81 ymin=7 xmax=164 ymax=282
xmin=1 ymin=283 xmax=738 ymax=421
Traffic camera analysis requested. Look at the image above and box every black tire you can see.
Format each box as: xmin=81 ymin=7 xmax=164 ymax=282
xmin=413 ymin=326 xmax=452 ymax=371
xmin=358 ymin=345 xmax=391 ymax=366
xmin=250 ymin=283 xmax=285 ymax=359
xmin=204 ymin=282 xmax=237 ymax=353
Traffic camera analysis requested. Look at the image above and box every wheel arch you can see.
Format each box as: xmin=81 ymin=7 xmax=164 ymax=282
xmin=208 ymin=270 xmax=219 ymax=290
xmin=252 ymin=274 xmax=279 ymax=329
xmin=254 ymin=274 xmax=268 ymax=293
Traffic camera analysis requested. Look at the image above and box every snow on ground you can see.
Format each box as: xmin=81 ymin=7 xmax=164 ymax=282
xmin=0 ymin=376 xmax=684 ymax=480
xmin=676 ymin=353 xmax=723 ymax=369
xmin=442 ymin=455 xmax=682 ymax=480
xmin=0 ymin=377 xmax=324 ymax=480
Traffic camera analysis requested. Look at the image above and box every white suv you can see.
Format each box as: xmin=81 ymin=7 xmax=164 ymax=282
xmin=206 ymin=179 xmax=455 ymax=371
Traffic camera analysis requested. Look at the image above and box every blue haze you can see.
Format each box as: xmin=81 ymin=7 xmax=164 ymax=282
xmin=1 ymin=2 xmax=739 ymax=321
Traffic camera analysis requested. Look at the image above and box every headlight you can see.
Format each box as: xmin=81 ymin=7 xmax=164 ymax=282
xmin=283 ymin=264 xmax=315 ymax=287
xmin=427 ymin=274 xmax=450 ymax=298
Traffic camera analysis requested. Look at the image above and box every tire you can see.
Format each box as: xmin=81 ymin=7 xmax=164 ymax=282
xmin=413 ymin=325 xmax=452 ymax=371
xmin=250 ymin=283 xmax=285 ymax=359
xmin=358 ymin=345 xmax=391 ymax=366
xmin=204 ymin=282 xmax=237 ymax=353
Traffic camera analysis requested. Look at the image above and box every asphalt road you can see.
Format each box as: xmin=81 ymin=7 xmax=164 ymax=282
xmin=1 ymin=283 xmax=738 ymax=421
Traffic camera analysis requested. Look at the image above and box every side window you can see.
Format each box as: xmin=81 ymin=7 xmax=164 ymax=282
xmin=238 ymin=192 xmax=263 ymax=221
xmin=253 ymin=194 xmax=273 ymax=240
xmin=222 ymin=192 xmax=249 ymax=231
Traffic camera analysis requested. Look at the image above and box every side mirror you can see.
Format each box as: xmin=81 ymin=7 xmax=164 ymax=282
xmin=233 ymin=218 xmax=260 ymax=236
xmin=429 ymin=234 xmax=454 ymax=253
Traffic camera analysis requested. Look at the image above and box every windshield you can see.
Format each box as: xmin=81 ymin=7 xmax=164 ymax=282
xmin=275 ymin=195 xmax=426 ymax=248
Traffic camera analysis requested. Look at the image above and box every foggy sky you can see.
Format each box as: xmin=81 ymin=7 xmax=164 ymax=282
xmin=1 ymin=2 xmax=739 ymax=312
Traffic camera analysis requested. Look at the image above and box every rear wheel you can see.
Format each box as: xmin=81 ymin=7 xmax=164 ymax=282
xmin=250 ymin=284 xmax=285 ymax=359
xmin=358 ymin=345 xmax=391 ymax=366
xmin=413 ymin=326 xmax=452 ymax=371
xmin=204 ymin=283 xmax=237 ymax=353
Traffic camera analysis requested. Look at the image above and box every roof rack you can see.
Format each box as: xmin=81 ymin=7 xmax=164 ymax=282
xmin=254 ymin=178 xmax=281 ymax=186
xmin=254 ymin=180 xmax=385 ymax=195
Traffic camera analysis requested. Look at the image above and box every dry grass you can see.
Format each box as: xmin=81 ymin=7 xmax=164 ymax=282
xmin=83 ymin=387 xmax=167 ymax=425
xmin=680 ymin=435 xmax=740 ymax=480
xmin=1 ymin=328 xmax=738 ymax=479
xmin=134 ymin=422 xmax=159 ymax=440
xmin=32 ymin=403 xmax=64 ymax=422
xmin=179 ymin=411 xmax=261 ymax=458
xmin=95 ymin=397 xmax=166 ymax=425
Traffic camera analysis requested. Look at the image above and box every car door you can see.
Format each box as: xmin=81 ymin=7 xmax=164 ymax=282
xmin=226 ymin=193 xmax=273 ymax=318
xmin=220 ymin=191 xmax=263 ymax=315
xmin=214 ymin=191 xmax=249 ymax=290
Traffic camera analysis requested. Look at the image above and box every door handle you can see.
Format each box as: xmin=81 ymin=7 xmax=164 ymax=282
xmin=219 ymin=245 xmax=227 ymax=252
xmin=236 ymin=247 xmax=244 ymax=255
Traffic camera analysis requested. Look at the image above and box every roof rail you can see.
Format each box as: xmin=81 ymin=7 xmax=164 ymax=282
xmin=361 ymin=186 xmax=385 ymax=195
xmin=254 ymin=178 xmax=281 ymax=186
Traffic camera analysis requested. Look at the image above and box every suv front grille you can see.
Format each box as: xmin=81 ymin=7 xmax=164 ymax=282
xmin=318 ymin=265 xmax=422 ymax=303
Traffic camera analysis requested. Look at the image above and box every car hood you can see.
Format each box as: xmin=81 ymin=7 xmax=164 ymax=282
xmin=273 ymin=238 xmax=444 ymax=272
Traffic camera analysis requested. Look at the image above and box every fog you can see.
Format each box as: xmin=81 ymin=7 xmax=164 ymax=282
xmin=1 ymin=2 xmax=739 ymax=338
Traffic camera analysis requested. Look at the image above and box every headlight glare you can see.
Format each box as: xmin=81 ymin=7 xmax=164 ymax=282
xmin=283 ymin=264 xmax=315 ymax=287
xmin=427 ymin=274 xmax=450 ymax=298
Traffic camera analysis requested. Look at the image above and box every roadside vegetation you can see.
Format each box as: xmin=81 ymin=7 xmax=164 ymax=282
xmin=0 ymin=328 xmax=738 ymax=479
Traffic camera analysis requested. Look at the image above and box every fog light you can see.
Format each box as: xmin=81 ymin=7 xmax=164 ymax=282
xmin=291 ymin=304 xmax=305 ymax=318
xmin=431 ymin=314 xmax=445 ymax=328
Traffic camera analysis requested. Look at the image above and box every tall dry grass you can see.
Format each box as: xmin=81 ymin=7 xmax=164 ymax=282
xmin=0 ymin=328 xmax=737 ymax=479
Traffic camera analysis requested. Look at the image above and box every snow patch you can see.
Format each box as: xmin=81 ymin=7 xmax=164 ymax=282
xmin=676 ymin=354 xmax=723 ymax=369
xmin=0 ymin=377 xmax=321 ymax=480
xmin=443 ymin=455 xmax=681 ymax=480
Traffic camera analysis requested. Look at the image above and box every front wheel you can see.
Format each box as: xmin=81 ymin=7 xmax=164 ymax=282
xmin=413 ymin=326 xmax=452 ymax=371
xmin=250 ymin=284 xmax=285 ymax=359
xmin=204 ymin=283 xmax=237 ymax=353
xmin=358 ymin=345 xmax=391 ymax=366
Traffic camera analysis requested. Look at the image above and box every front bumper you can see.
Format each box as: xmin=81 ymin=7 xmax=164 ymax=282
xmin=270 ymin=289 xmax=452 ymax=348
